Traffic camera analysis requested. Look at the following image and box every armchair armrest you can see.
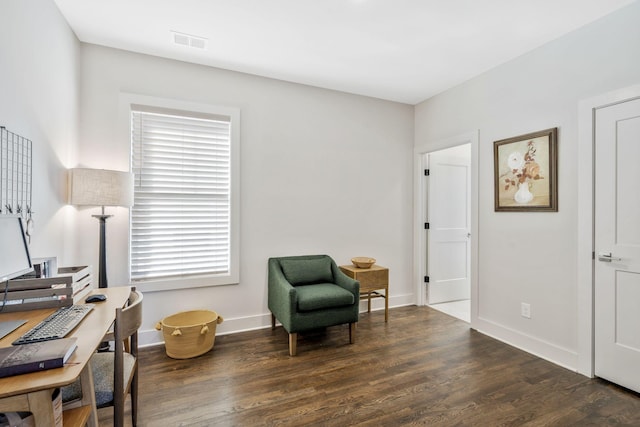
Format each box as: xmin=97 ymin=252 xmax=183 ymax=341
xmin=331 ymin=263 xmax=360 ymax=296
xmin=268 ymin=258 xmax=298 ymax=326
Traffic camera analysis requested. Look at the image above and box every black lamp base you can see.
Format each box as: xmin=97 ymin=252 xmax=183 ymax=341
xmin=91 ymin=214 xmax=112 ymax=288
xmin=92 ymin=213 xmax=112 ymax=352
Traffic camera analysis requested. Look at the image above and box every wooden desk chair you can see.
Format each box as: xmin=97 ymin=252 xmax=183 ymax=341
xmin=62 ymin=288 xmax=143 ymax=427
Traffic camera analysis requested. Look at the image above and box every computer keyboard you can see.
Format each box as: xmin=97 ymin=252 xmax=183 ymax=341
xmin=12 ymin=304 xmax=94 ymax=345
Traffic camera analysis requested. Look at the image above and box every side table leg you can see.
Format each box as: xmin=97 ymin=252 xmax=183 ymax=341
xmin=385 ymin=289 xmax=389 ymax=322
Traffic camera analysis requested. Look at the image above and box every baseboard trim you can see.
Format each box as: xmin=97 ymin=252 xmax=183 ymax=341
xmin=140 ymin=293 xmax=415 ymax=348
xmin=474 ymin=316 xmax=579 ymax=373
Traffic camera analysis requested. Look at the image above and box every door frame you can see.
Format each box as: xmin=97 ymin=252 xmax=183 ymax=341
xmin=413 ymin=131 xmax=479 ymax=327
xmin=577 ymin=84 xmax=640 ymax=377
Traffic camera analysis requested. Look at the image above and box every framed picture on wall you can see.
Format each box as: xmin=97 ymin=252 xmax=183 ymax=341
xmin=494 ymin=127 xmax=558 ymax=212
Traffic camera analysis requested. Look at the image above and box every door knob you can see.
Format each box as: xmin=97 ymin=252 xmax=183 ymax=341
xmin=598 ymin=252 xmax=622 ymax=262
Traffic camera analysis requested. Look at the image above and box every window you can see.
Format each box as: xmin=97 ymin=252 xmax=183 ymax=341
xmin=129 ymin=103 xmax=239 ymax=289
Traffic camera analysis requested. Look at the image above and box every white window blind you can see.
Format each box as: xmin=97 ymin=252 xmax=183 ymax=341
xmin=130 ymin=107 xmax=233 ymax=282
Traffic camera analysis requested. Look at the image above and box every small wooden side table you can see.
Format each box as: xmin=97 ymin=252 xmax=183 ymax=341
xmin=339 ymin=264 xmax=389 ymax=322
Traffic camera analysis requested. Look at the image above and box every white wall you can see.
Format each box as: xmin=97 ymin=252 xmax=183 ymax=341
xmin=414 ymin=1 xmax=640 ymax=370
xmin=8 ymin=0 xmax=636 ymax=368
xmin=77 ymin=45 xmax=415 ymax=344
xmin=0 ymin=0 xmax=80 ymax=265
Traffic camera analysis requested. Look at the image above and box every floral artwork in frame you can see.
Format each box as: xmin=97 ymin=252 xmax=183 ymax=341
xmin=494 ymin=127 xmax=558 ymax=212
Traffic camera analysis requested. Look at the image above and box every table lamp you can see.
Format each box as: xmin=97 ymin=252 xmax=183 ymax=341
xmin=68 ymin=168 xmax=133 ymax=288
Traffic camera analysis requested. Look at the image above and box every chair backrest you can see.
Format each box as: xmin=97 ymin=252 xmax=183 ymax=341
xmin=115 ymin=289 xmax=143 ymax=350
xmin=271 ymin=255 xmax=337 ymax=286
xmin=113 ymin=287 xmax=143 ymax=415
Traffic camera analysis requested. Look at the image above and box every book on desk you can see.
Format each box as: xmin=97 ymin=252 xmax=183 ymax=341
xmin=0 ymin=337 xmax=77 ymax=378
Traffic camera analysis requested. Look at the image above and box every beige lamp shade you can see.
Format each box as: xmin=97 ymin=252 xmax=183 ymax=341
xmin=68 ymin=168 xmax=134 ymax=207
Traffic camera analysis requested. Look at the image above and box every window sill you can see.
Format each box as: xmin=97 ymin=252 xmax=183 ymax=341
xmin=132 ymin=273 xmax=239 ymax=293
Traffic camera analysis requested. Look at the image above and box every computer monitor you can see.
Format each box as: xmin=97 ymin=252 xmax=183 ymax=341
xmin=0 ymin=215 xmax=33 ymax=282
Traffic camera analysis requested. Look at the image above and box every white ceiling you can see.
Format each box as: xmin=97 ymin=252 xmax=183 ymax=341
xmin=53 ymin=0 xmax=635 ymax=105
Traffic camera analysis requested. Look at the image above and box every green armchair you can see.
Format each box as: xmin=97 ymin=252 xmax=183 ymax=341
xmin=268 ymin=255 xmax=360 ymax=356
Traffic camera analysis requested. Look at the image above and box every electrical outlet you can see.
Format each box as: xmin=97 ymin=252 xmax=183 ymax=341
xmin=521 ymin=303 xmax=531 ymax=319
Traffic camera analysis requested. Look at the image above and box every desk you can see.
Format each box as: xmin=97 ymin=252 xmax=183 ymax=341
xmin=0 ymin=286 xmax=131 ymax=426
xmin=339 ymin=265 xmax=389 ymax=322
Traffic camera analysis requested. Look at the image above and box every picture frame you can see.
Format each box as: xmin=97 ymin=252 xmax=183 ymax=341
xmin=494 ymin=127 xmax=558 ymax=212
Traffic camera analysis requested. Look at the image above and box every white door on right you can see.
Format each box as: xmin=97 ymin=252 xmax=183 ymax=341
xmin=594 ymin=97 xmax=640 ymax=393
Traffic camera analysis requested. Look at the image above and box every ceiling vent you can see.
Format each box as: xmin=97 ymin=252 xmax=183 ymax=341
xmin=171 ymin=31 xmax=208 ymax=50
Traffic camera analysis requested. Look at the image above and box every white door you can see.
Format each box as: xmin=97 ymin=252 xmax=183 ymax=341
xmin=426 ymin=144 xmax=471 ymax=304
xmin=594 ymin=97 xmax=640 ymax=393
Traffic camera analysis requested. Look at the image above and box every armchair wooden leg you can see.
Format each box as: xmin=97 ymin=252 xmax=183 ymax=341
xmin=289 ymin=333 xmax=297 ymax=356
xmin=271 ymin=313 xmax=276 ymax=330
xmin=349 ymin=322 xmax=356 ymax=344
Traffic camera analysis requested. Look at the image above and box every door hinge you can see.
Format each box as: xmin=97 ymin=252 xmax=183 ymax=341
xmin=424 ymin=276 xmax=430 ymax=283
xmin=424 ymin=222 xmax=430 ymax=230
xmin=424 ymin=169 xmax=430 ymax=176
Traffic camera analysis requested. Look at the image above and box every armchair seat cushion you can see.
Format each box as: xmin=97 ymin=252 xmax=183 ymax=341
xmin=296 ymin=283 xmax=355 ymax=312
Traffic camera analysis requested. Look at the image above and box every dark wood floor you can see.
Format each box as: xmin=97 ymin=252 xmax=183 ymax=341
xmin=100 ymin=306 xmax=640 ymax=426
